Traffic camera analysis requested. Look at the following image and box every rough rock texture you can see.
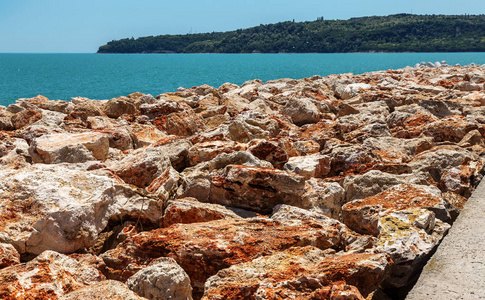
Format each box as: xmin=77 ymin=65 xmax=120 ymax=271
xmin=375 ymin=209 xmax=450 ymax=289
xmin=0 ymin=164 xmax=163 ymax=256
xmin=188 ymin=141 xmax=246 ymax=166
xmin=343 ymin=170 xmax=430 ymax=202
xmin=301 ymin=178 xmax=346 ymax=218
xmin=100 ymin=217 xmax=369 ymax=295
xmin=110 ymin=146 xmax=172 ymax=187
xmin=2 ymin=65 xmax=485 ymax=299
xmin=283 ymin=153 xmax=331 ymax=179
xmin=210 ymin=165 xmax=307 ymax=213
xmin=102 ymin=97 xmax=139 ymax=118
xmin=11 ymin=108 xmax=43 ymax=129
xmin=0 ymin=243 xmax=20 ymax=269
xmin=248 ymin=139 xmax=288 ymax=168
xmin=177 ymin=151 xmax=273 ymax=202
xmin=202 ymin=246 xmax=389 ymax=300
xmin=342 ymin=184 xmax=450 ymax=235
xmin=127 ymin=257 xmax=193 ymax=300
xmin=0 ymin=250 xmax=105 ymax=299
xmin=60 ymin=280 xmax=147 ymax=300
xmin=282 ymin=97 xmax=322 ymax=126
xmin=162 ymin=198 xmax=241 ymax=227
xmin=30 ymin=132 xmax=109 ymax=163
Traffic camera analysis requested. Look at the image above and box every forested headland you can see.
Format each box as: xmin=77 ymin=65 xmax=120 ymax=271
xmin=97 ymin=14 xmax=485 ymax=53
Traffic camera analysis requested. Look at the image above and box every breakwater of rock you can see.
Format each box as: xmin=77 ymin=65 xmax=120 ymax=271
xmin=0 ymin=64 xmax=484 ymax=299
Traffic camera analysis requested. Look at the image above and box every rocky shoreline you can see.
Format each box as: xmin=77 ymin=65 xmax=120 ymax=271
xmin=1 ymin=63 xmax=484 ymax=299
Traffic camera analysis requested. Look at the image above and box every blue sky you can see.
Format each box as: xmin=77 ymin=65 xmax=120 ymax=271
xmin=1 ymin=0 xmax=484 ymax=53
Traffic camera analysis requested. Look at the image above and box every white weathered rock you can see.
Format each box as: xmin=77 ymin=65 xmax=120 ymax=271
xmin=29 ymin=132 xmax=109 ymax=164
xmin=301 ymin=178 xmax=346 ymax=219
xmin=283 ymin=154 xmax=331 ymax=179
xmin=110 ymin=146 xmax=172 ymax=188
xmin=282 ymin=97 xmax=322 ymax=126
xmin=343 ymin=170 xmax=429 ymax=202
xmin=341 ymin=83 xmax=372 ymax=100
xmin=147 ymin=166 xmax=180 ymax=201
xmin=0 ymin=164 xmax=163 ymax=256
xmin=375 ymin=209 xmax=450 ymax=288
xmin=0 ymin=137 xmax=31 ymax=169
xmin=127 ymin=257 xmax=193 ymax=300
xmin=202 ymin=246 xmax=389 ymax=300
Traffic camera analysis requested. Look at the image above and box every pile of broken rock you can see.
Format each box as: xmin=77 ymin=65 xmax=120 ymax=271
xmin=1 ymin=64 xmax=484 ymax=300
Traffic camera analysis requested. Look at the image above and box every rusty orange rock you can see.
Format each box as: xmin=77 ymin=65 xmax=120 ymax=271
xmin=162 ymin=198 xmax=241 ymax=227
xmin=202 ymin=246 xmax=390 ymax=300
xmin=343 ymin=184 xmax=449 ymax=235
xmin=100 ymin=217 xmax=364 ymax=295
xmin=0 ymin=251 xmax=105 ymax=300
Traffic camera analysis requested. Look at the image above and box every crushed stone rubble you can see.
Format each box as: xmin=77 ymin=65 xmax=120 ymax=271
xmin=1 ymin=63 xmax=485 ymax=299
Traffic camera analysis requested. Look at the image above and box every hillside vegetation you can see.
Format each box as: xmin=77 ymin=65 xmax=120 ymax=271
xmin=97 ymin=14 xmax=485 ymax=53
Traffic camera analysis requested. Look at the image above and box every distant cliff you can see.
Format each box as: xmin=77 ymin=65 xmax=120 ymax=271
xmin=97 ymin=14 xmax=485 ymax=53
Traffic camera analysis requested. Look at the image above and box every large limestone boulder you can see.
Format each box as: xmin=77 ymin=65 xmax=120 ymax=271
xmin=130 ymin=123 xmax=167 ymax=148
xmin=60 ymin=280 xmax=147 ymax=300
xmin=408 ymin=146 xmax=483 ymax=193
xmin=127 ymin=257 xmax=193 ymax=300
xmin=301 ymin=179 xmax=346 ymax=218
xmin=101 ymin=217 xmax=366 ymax=295
xmin=162 ymin=198 xmax=241 ymax=227
xmin=102 ymin=97 xmax=140 ymax=118
xmin=342 ymin=184 xmax=450 ymax=235
xmin=87 ymin=116 xmax=137 ymax=150
xmin=282 ymin=97 xmax=321 ymax=126
xmin=210 ymin=165 xmax=307 ymax=213
xmin=188 ymin=140 xmax=247 ymax=166
xmin=203 ymin=247 xmax=389 ymax=300
xmin=111 ymin=146 xmax=172 ymax=188
xmin=343 ymin=170 xmax=429 ymax=202
xmin=29 ymin=132 xmax=109 ymax=163
xmin=271 ymin=204 xmax=376 ymax=252
xmin=375 ymin=209 xmax=450 ymax=289
xmin=0 ymin=136 xmax=30 ymax=169
xmin=328 ymin=145 xmax=380 ymax=175
xmin=149 ymin=102 xmax=206 ymax=136
xmin=340 ymin=83 xmax=372 ymax=100
xmin=68 ymin=99 xmax=106 ymax=122
xmin=362 ymin=136 xmax=434 ymax=163
xmin=0 ymin=164 xmax=163 ymax=256
xmin=420 ymin=115 xmax=479 ymax=143
xmin=283 ymin=154 xmax=331 ymax=179
xmin=0 ymin=250 xmax=105 ymax=299
xmin=177 ymin=151 xmax=272 ymax=201
xmin=0 ymin=108 xmax=13 ymax=131
xmin=140 ymin=99 xmax=185 ymax=119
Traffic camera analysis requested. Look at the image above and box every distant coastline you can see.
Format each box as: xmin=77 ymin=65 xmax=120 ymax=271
xmin=97 ymin=14 xmax=485 ymax=54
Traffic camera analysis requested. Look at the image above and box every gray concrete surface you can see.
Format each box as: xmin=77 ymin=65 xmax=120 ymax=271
xmin=406 ymin=178 xmax=485 ymax=300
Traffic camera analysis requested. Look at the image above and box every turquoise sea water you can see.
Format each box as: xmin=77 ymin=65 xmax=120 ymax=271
xmin=1 ymin=53 xmax=485 ymax=106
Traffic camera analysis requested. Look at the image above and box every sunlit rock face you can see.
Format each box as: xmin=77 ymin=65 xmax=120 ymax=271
xmin=0 ymin=251 xmax=106 ymax=299
xmin=0 ymin=64 xmax=484 ymax=299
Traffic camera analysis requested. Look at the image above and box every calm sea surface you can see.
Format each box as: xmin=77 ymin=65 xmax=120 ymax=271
xmin=1 ymin=53 xmax=485 ymax=106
